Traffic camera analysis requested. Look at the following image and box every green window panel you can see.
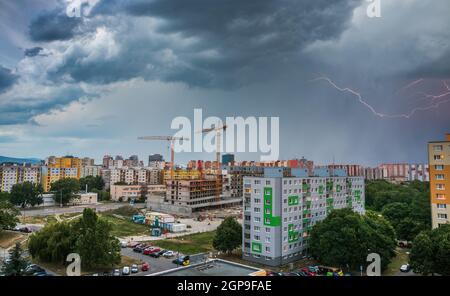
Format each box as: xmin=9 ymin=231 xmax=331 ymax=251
xmin=252 ymin=242 xmax=262 ymax=253
xmin=303 ymin=209 xmax=311 ymax=215
xmin=318 ymin=185 xmax=324 ymax=194
xmin=263 ymin=187 xmax=281 ymax=227
xmin=288 ymin=195 xmax=299 ymax=206
xmin=336 ymin=185 xmax=342 ymax=192
xmin=326 ymin=197 xmax=333 ymax=204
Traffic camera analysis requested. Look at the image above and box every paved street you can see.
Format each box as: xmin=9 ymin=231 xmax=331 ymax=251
xmin=20 ymin=202 xmax=144 ymax=217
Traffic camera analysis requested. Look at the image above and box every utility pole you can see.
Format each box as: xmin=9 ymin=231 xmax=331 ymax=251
xmin=60 ymin=190 xmax=63 ymax=208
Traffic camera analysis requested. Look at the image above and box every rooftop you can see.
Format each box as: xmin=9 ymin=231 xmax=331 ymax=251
xmin=151 ymin=259 xmax=264 ymax=276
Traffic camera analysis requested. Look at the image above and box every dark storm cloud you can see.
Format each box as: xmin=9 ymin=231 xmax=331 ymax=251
xmin=29 ymin=9 xmax=81 ymax=42
xmin=56 ymin=0 xmax=362 ymax=88
xmin=24 ymin=47 xmax=44 ymax=57
xmin=411 ymin=50 xmax=450 ymax=78
xmin=0 ymin=66 xmax=18 ymax=93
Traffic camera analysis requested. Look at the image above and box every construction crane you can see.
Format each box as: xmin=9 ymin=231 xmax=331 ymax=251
xmin=199 ymin=124 xmax=227 ymax=202
xmin=137 ymin=136 xmax=189 ymax=180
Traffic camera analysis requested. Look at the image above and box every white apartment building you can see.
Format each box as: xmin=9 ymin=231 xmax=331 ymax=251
xmin=242 ymin=167 xmax=365 ymax=266
xmin=0 ymin=165 xmax=41 ymax=192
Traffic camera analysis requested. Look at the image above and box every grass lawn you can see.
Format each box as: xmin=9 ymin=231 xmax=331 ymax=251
xmin=384 ymin=248 xmax=410 ymax=276
xmin=0 ymin=231 xmax=26 ymax=248
xmin=19 ymin=215 xmax=57 ymax=224
xmin=153 ymin=231 xmax=216 ymax=255
xmin=100 ymin=214 xmax=149 ymax=237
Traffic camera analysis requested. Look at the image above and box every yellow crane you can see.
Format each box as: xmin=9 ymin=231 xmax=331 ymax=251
xmin=200 ymin=124 xmax=227 ymax=202
xmin=137 ymin=136 xmax=189 ymax=180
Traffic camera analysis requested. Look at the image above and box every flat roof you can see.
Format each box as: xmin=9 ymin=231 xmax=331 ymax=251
xmin=152 ymin=259 xmax=262 ymax=276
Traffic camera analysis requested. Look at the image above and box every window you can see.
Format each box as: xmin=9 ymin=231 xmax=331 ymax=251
xmin=254 ymin=217 xmax=261 ymax=222
xmin=265 ymin=228 xmax=270 ymax=233
xmin=436 ymin=174 xmax=445 ymax=180
xmin=265 ymin=246 xmax=271 ymax=252
xmin=435 ymin=165 xmax=444 ymax=170
xmin=433 ymin=145 xmax=443 ymax=152
xmin=436 ymin=194 xmax=446 ymax=200
xmin=437 ymin=204 xmax=447 ymax=209
xmin=254 ymin=207 xmax=261 ymax=213
xmin=265 ymin=180 xmax=271 ymax=185
xmin=254 ymin=235 xmax=260 ymax=241
xmin=437 ymin=213 xmax=448 ymax=219
xmin=254 ymin=226 xmax=260 ymax=231
xmin=436 ymin=184 xmax=446 ymax=190
xmin=434 ymin=155 xmax=444 ymax=160
xmin=265 ymin=237 xmax=271 ymax=243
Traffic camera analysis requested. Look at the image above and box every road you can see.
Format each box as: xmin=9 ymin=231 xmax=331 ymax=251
xmin=20 ymin=202 xmax=144 ymax=217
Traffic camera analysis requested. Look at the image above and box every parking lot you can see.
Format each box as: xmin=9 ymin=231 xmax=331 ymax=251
xmin=120 ymin=247 xmax=177 ymax=276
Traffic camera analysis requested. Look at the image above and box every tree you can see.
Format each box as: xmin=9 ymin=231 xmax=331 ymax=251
xmin=28 ymin=222 xmax=75 ymax=264
xmin=381 ymin=202 xmax=410 ymax=226
xmin=73 ymin=208 xmax=121 ymax=269
xmin=9 ymin=182 xmax=43 ymax=208
xmin=28 ymin=208 xmax=121 ymax=270
xmin=213 ymin=217 xmax=242 ymax=254
xmin=50 ymin=178 xmax=80 ymax=205
xmin=79 ymin=176 xmax=104 ymax=191
xmin=1 ymin=242 xmax=28 ymax=276
xmin=309 ymin=209 xmax=396 ymax=270
xmin=91 ymin=189 xmax=110 ymax=201
xmin=410 ymin=225 xmax=450 ymax=276
xmin=0 ymin=199 xmax=19 ymax=233
xmin=396 ymin=218 xmax=427 ymax=242
xmin=0 ymin=191 xmax=10 ymax=201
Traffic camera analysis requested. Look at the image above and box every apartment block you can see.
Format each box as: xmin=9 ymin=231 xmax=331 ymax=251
xmin=103 ymin=167 xmax=162 ymax=188
xmin=242 ymin=167 xmax=365 ymax=266
xmin=41 ymin=156 xmax=82 ymax=192
xmin=0 ymin=164 xmax=41 ymax=192
xmin=80 ymin=165 xmax=102 ymax=178
xmin=429 ymin=134 xmax=450 ymax=228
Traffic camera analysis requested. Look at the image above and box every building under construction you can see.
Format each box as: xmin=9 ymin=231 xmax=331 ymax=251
xmin=147 ymin=172 xmax=241 ymax=216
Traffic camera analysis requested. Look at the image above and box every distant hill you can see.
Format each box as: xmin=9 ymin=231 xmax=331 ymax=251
xmin=0 ymin=156 xmax=42 ymax=165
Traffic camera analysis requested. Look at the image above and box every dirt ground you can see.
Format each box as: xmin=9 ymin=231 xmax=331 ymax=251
xmin=0 ymin=231 xmax=27 ymax=249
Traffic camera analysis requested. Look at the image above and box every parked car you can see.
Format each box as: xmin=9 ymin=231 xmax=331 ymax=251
xmin=267 ymin=271 xmax=283 ymax=276
xmin=113 ymin=269 xmax=121 ymax=276
xmin=300 ymin=267 xmax=316 ymax=276
xmin=148 ymin=248 xmax=161 ymax=257
xmin=122 ymin=266 xmax=130 ymax=275
xmin=141 ymin=263 xmax=150 ymax=272
xmin=400 ymin=264 xmax=411 ymax=272
xmin=172 ymin=255 xmax=190 ymax=266
xmin=162 ymin=250 xmax=175 ymax=258
xmin=127 ymin=241 xmax=140 ymax=248
xmin=133 ymin=244 xmax=147 ymax=253
xmin=24 ymin=264 xmax=45 ymax=276
xmin=143 ymin=247 xmax=159 ymax=255
xmin=131 ymin=264 xmax=139 ymax=273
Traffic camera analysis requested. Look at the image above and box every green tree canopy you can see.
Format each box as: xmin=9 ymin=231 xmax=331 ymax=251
xmin=9 ymin=182 xmax=43 ymax=208
xmin=79 ymin=176 xmax=104 ymax=191
xmin=28 ymin=208 xmax=120 ymax=270
xmin=213 ymin=217 xmax=242 ymax=254
xmin=50 ymin=178 xmax=80 ymax=205
xmin=0 ymin=199 xmax=19 ymax=232
xmin=410 ymin=225 xmax=450 ymax=276
xmin=28 ymin=221 xmax=75 ymax=264
xmin=309 ymin=208 xmax=396 ymax=270
xmin=1 ymin=242 xmax=28 ymax=276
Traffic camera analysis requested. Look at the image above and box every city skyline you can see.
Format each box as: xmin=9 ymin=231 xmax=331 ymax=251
xmin=0 ymin=0 xmax=449 ymax=166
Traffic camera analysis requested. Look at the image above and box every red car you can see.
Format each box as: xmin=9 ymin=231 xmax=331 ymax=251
xmin=143 ymin=247 xmax=159 ymax=255
xmin=300 ymin=267 xmax=316 ymax=276
xmin=141 ymin=263 xmax=150 ymax=271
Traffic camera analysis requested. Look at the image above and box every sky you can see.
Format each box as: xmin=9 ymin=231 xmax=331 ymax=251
xmin=0 ymin=0 xmax=449 ymax=166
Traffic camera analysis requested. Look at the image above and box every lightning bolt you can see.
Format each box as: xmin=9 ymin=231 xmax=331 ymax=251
xmin=398 ymin=78 xmax=424 ymax=93
xmin=311 ymin=76 xmax=450 ymax=119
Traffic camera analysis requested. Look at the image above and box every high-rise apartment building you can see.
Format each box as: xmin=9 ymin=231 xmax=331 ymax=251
xmin=242 ymin=167 xmax=365 ymax=266
xmin=429 ymin=134 xmax=450 ymax=228
xmin=41 ymin=156 xmax=82 ymax=192
xmin=0 ymin=164 xmax=41 ymax=192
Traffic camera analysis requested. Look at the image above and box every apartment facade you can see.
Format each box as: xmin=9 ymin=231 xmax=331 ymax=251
xmin=242 ymin=167 xmax=365 ymax=266
xmin=0 ymin=164 xmax=41 ymax=192
xmin=41 ymin=156 xmax=82 ymax=192
xmin=429 ymin=134 xmax=450 ymax=228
